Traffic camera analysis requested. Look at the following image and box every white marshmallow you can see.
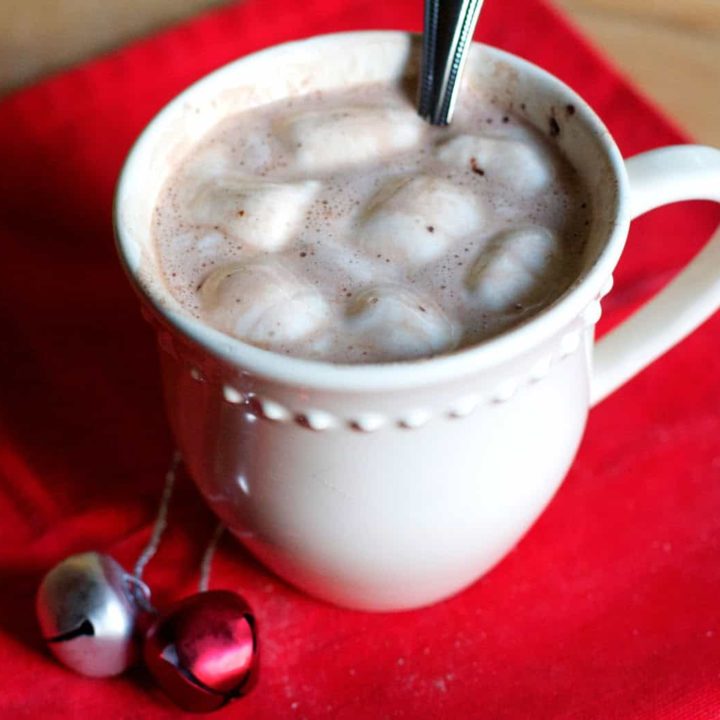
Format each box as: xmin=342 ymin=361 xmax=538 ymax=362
xmin=466 ymin=226 xmax=561 ymax=311
xmin=358 ymin=176 xmax=483 ymax=265
xmin=347 ymin=284 xmax=458 ymax=360
xmin=199 ymin=260 xmax=330 ymax=345
xmin=181 ymin=143 xmax=235 ymax=182
xmin=277 ymin=106 xmax=424 ymax=172
xmin=189 ymin=177 xmax=319 ymax=251
xmin=170 ymin=229 xmax=225 ymax=263
xmin=436 ymin=134 xmax=553 ymax=193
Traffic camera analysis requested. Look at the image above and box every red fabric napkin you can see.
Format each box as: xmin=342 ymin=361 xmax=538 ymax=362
xmin=1 ymin=0 xmax=719 ymax=717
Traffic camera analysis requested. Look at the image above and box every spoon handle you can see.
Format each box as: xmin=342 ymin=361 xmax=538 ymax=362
xmin=418 ymin=0 xmax=485 ymax=126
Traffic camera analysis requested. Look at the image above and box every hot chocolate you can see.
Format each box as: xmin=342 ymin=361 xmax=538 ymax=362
xmin=152 ymin=81 xmax=590 ymax=363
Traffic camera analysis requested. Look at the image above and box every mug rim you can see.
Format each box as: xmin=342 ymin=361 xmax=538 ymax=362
xmin=114 ymin=30 xmax=631 ymax=392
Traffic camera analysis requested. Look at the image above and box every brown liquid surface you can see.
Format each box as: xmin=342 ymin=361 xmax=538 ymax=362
xmin=153 ymin=82 xmax=591 ymax=363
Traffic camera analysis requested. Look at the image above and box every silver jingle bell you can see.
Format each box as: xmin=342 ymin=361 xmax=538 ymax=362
xmin=36 ymin=552 xmax=140 ymax=677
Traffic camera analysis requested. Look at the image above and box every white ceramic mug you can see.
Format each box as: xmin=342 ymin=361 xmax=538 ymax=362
xmin=114 ymin=32 xmax=720 ymax=611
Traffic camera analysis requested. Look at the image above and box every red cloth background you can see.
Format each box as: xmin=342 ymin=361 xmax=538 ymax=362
xmin=1 ymin=0 xmax=719 ymax=717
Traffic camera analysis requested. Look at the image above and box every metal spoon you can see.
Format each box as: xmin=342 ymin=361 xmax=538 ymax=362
xmin=418 ymin=0 xmax=486 ymax=126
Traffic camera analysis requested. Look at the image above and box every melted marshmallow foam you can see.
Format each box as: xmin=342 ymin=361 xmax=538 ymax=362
xmin=153 ymin=82 xmax=591 ymax=363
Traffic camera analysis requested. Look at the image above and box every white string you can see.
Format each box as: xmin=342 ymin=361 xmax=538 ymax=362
xmin=125 ymin=449 xmax=223 ymax=610
xmin=132 ymin=450 xmax=181 ymax=586
xmin=198 ymin=521 xmax=225 ymax=592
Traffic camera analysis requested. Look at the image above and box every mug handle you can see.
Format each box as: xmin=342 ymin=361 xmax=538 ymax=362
xmin=591 ymin=145 xmax=720 ymax=406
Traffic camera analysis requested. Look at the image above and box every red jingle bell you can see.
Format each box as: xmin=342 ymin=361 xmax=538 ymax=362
xmin=144 ymin=590 xmax=258 ymax=713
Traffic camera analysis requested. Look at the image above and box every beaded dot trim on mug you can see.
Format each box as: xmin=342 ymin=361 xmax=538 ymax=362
xmin=183 ymin=283 xmax=610 ymax=432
